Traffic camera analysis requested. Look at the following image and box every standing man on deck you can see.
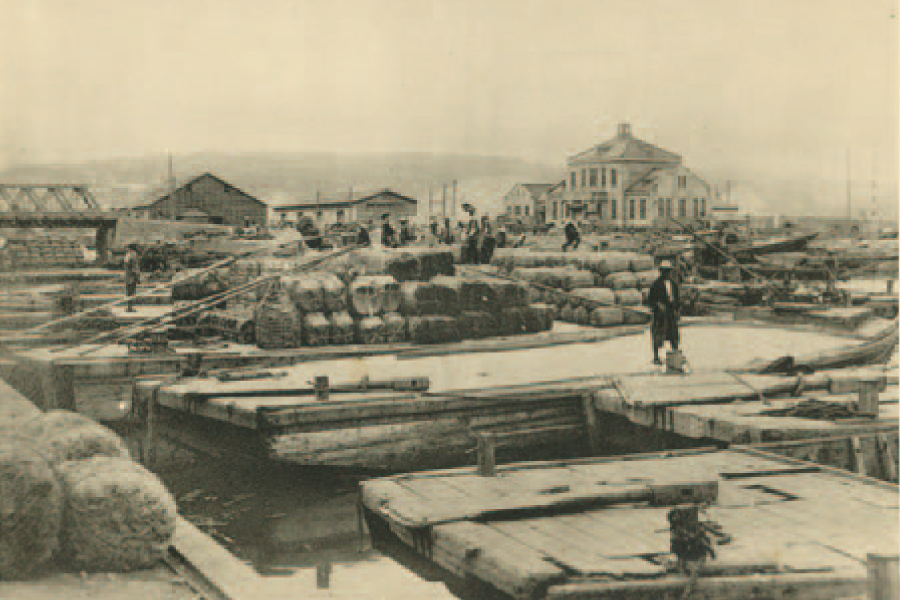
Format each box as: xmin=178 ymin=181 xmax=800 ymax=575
xmin=645 ymin=260 xmax=680 ymax=365
xmin=562 ymin=221 xmax=580 ymax=252
xmin=124 ymin=243 xmax=141 ymax=313
xmin=380 ymin=213 xmax=396 ymax=248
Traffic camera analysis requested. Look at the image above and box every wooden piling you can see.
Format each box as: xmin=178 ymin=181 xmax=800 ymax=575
xmin=314 ymin=376 xmax=330 ymax=401
xmin=477 ymin=433 xmax=496 ymax=476
xmin=581 ymin=394 xmax=599 ymax=455
xmin=877 ymin=434 xmax=898 ymax=482
xmin=867 ymin=554 xmax=899 ymax=600
xmin=858 ymin=378 xmax=881 ymax=417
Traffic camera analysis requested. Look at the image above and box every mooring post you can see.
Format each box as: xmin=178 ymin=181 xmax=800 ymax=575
xmin=314 ymin=376 xmax=330 ymax=401
xmin=145 ymin=389 xmax=158 ymax=466
xmin=867 ymin=553 xmax=899 ymax=600
xmin=316 ymin=561 xmax=332 ymax=589
xmin=477 ymin=433 xmax=496 ymax=476
xmin=582 ymin=393 xmax=600 ymax=455
xmin=857 ymin=378 xmax=881 ymax=417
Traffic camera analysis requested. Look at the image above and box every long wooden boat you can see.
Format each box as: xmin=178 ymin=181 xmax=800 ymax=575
xmin=729 ymin=231 xmax=819 ymax=259
xmin=360 ymin=447 xmax=898 ymax=600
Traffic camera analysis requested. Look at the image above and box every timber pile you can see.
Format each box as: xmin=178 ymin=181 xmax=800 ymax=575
xmin=0 ymin=232 xmax=88 ymax=271
xmin=361 ymin=449 xmax=898 ymax=600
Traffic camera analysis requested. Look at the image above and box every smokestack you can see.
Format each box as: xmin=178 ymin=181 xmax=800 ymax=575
xmin=617 ymin=123 xmax=632 ymax=139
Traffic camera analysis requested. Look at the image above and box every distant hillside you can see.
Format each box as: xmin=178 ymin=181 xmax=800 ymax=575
xmin=1 ymin=152 xmax=895 ymax=220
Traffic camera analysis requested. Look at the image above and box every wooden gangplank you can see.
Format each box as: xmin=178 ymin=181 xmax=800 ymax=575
xmin=360 ymin=448 xmax=899 ymax=600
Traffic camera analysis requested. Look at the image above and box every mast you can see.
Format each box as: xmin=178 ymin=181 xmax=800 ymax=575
xmin=846 ymin=149 xmax=852 ymax=220
xmin=168 ymin=153 xmax=176 ymax=220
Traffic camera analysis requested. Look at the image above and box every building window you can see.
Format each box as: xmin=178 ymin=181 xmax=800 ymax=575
xmin=611 ymin=169 xmax=617 ymax=187
xmin=524 ymin=206 xmax=530 ymax=216
xmin=589 ymin=168 xmax=598 ymax=187
xmin=628 ymin=198 xmax=635 ymax=220
xmin=570 ymin=172 xmax=576 ymax=189
xmin=507 ymin=205 xmax=512 ymax=213
xmin=337 ymin=209 xmax=345 ymax=222
xmin=701 ymin=197 xmax=706 ymax=216
xmin=611 ymin=198 xmax=617 ymax=220
xmin=600 ymin=168 xmax=605 ymax=187
xmin=679 ymin=197 xmax=687 ymax=217
xmin=692 ymin=198 xmax=699 ymax=218
xmin=665 ymin=198 xmax=672 ymax=217
xmin=678 ymin=175 xmax=686 ymax=189
xmin=552 ymin=202 xmax=558 ymax=219
xmin=515 ymin=206 xmax=521 ymax=215
xmin=581 ymin=169 xmax=586 ymax=189
xmin=658 ymin=199 xmax=665 ymax=218
xmin=640 ymin=197 xmax=647 ymax=220
xmin=316 ymin=210 xmax=323 ymax=218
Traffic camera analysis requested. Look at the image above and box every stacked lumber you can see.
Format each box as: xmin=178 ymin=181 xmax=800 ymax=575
xmin=0 ymin=232 xmax=89 ymax=271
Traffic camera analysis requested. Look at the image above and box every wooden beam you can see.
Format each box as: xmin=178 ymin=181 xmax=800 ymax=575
xmin=877 ymin=434 xmax=898 ymax=482
xmin=851 ymin=436 xmax=867 ymax=476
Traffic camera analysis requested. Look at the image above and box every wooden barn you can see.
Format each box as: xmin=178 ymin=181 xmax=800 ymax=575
xmin=135 ymin=173 xmax=267 ymax=227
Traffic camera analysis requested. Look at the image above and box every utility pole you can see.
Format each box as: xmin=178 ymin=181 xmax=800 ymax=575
xmin=452 ymin=180 xmax=457 ymax=219
xmin=442 ymin=184 xmax=447 ymax=221
xmin=846 ymin=149 xmax=852 ymax=221
xmin=168 ymin=153 xmax=176 ymax=220
xmin=429 ymin=182 xmax=433 ymax=219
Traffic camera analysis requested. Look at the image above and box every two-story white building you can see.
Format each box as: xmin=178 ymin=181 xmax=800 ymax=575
xmin=564 ymin=123 xmax=710 ymax=227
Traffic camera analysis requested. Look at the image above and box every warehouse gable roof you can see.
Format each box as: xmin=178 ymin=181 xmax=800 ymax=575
xmin=152 ymin=173 xmax=267 ymax=208
xmin=272 ymin=188 xmax=417 ymax=212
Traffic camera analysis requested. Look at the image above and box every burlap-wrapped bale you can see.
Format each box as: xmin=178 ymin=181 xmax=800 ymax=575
xmin=604 ymin=271 xmax=639 ymax=289
xmin=490 ymin=248 xmax=516 ymax=270
xmin=457 ymin=311 xmax=497 ymax=340
xmin=526 ymin=303 xmax=555 ymax=332
xmin=486 ymin=279 xmax=529 ymax=308
xmin=320 ymin=274 xmax=347 ymax=313
xmin=407 ymin=316 xmax=460 ymax=345
xmin=614 ymin=289 xmax=644 ymax=306
xmin=255 ymin=289 xmax=302 ymax=349
xmin=402 ymin=247 xmax=455 ymax=280
xmin=303 ymin=313 xmax=332 ymax=346
xmin=510 ymin=267 xmax=594 ymax=291
xmin=573 ymin=306 xmax=591 ymax=325
xmin=498 ymin=307 xmax=527 ymax=336
xmin=328 ymin=312 xmax=355 ymax=345
xmin=628 ymin=253 xmax=655 ymax=272
xmin=572 ymin=287 xmax=617 ymax=307
xmin=0 ymin=440 xmax=63 ymax=580
xmin=350 ymin=248 xmax=419 ymax=281
xmin=623 ymin=308 xmax=651 ymax=325
xmin=20 ymin=410 xmax=129 ymax=467
xmin=576 ymin=252 xmax=630 ymax=276
xmin=399 ymin=281 xmax=458 ymax=316
xmin=634 ymin=269 xmax=659 ymax=289
xmin=56 ymin=456 xmax=176 ymax=572
xmin=382 ymin=312 xmax=407 ymax=343
xmin=559 ymin=305 xmax=576 ymax=323
xmin=431 ymin=276 xmax=498 ymax=313
xmin=357 ymin=316 xmax=386 ymax=345
xmin=349 ymin=275 xmax=401 ymax=316
xmin=591 ymin=307 xmax=625 ymax=327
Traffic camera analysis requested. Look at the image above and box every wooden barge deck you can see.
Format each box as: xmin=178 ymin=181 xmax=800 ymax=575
xmin=128 ymin=320 xmax=898 ymax=474
xmin=359 ymin=447 xmax=899 ymax=600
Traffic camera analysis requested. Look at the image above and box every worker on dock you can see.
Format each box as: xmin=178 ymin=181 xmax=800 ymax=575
xmin=124 ymin=243 xmax=141 ymax=313
xmin=380 ymin=213 xmax=396 ymax=248
xmin=357 ymin=222 xmax=371 ymax=247
xmin=646 ymin=260 xmax=680 ymax=365
xmin=562 ymin=221 xmax=580 ymax=252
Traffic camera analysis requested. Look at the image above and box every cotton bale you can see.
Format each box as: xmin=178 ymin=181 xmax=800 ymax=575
xmin=486 ymin=279 xmax=529 ymax=307
xmin=605 ymin=271 xmax=638 ymax=289
xmin=400 ymin=281 xmax=458 ymax=316
xmin=357 ymin=316 xmax=386 ymax=345
xmin=457 ymin=311 xmax=497 ymax=339
xmin=591 ymin=307 xmax=624 ymax=327
xmin=622 ymin=308 xmax=651 ymax=325
xmin=328 ymin=312 xmax=355 ymax=345
xmin=303 ymin=313 xmax=332 ymax=346
xmin=0 ymin=440 xmax=63 ymax=580
xmin=55 ymin=456 xmax=176 ymax=572
xmin=283 ymin=274 xmax=325 ymax=314
xmin=349 ymin=275 xmax=401 ymax=316
xmin=381 ymin=312 xmax=407 ymax=343
xmin=573 ymin=305 xmax=591 ymax=325
xmin=525 ymin=303 xmax=555 ymax=332
xmin=319 ymin=274 xmax=347 ymax=313
xmin=628 ymin=253 xmax=655 ymax=272
xmin=20 ymin=411 xmax=129 ymax=467
xmin=559 ymin=305 xmax=576 ymax=323
xmin=498 ymin=307 xmax=527 ymax=336
xmin=431 ymin=276 xmax=498 ymax=313
xmin=614 ymin=289 xmax=644 ymax=306
xmin=407 ymin=316 xmax=460 ymax=345
xmin=572 ymin=287 xmax=617 ymax=307
xmin=564 ymin=268 xmax=595 ymax=291
xmin=634 ymin=270 xmax=660 ymax=289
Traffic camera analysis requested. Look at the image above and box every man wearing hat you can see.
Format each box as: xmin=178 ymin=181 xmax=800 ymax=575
xmin=380 ymin=213 xmax=396 ymax=248
xmin=645 ymin=260 xmax=681 ymax=365
xmin=124 ymin=243 xmax=141 ymax=313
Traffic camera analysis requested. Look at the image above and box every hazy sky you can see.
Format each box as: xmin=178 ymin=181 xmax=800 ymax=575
xmin=2 ymin=0 xmax=898 ymax=182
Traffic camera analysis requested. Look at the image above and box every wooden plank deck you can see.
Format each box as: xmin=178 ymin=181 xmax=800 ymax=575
xmin=360 ymin=448 xmax=899 ymax=600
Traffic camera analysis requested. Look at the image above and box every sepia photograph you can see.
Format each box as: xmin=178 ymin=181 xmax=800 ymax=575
xmin=0 ymin=0 xmax=898 ymax=598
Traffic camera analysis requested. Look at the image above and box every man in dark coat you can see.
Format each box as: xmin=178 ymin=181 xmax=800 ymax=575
xmin=357 ymin=224 xmax=371 ymax=247
xmin=645 ymin=260 xmax=680 ymax=365
xmin=380 ymin=214 xmax=396 ymax=247
xmin=562 ymin=221 xmax=580 ymax=251
xmin=124 ymin=243 xmax=141 ymax=313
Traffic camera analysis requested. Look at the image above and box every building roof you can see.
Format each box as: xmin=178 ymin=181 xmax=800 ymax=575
xmin=568 ymin=123 xmax=682 ymax=166
xmin=625 ymin=165 xmax=711 ymax=194
xmin=522 ymin=183 xmax=555 ymax=199
xmin=152 ymin=173 xmax=266 ymax=208
xmin=272 ymin=188 xmax=417 ymax=212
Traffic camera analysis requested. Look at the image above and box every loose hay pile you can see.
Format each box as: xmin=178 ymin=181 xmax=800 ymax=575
xmin=0 ymin=440 xmax=63 ymax=580
xmin=55 ymin=456 xmax=177 ymax=572
xmin=20 ymin=410 xmax=129 ymax=467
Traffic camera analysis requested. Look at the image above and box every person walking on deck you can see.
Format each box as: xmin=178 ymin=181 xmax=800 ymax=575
xmin=124 ymin=243 xmax=141 ymax=313
xmin=562 ymin=221 xmax=580 ymax=251
xmin=380 ymin=213 xmax=396 ymax=247
xmin=645 ymin=260 xmax=680 ymax=365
